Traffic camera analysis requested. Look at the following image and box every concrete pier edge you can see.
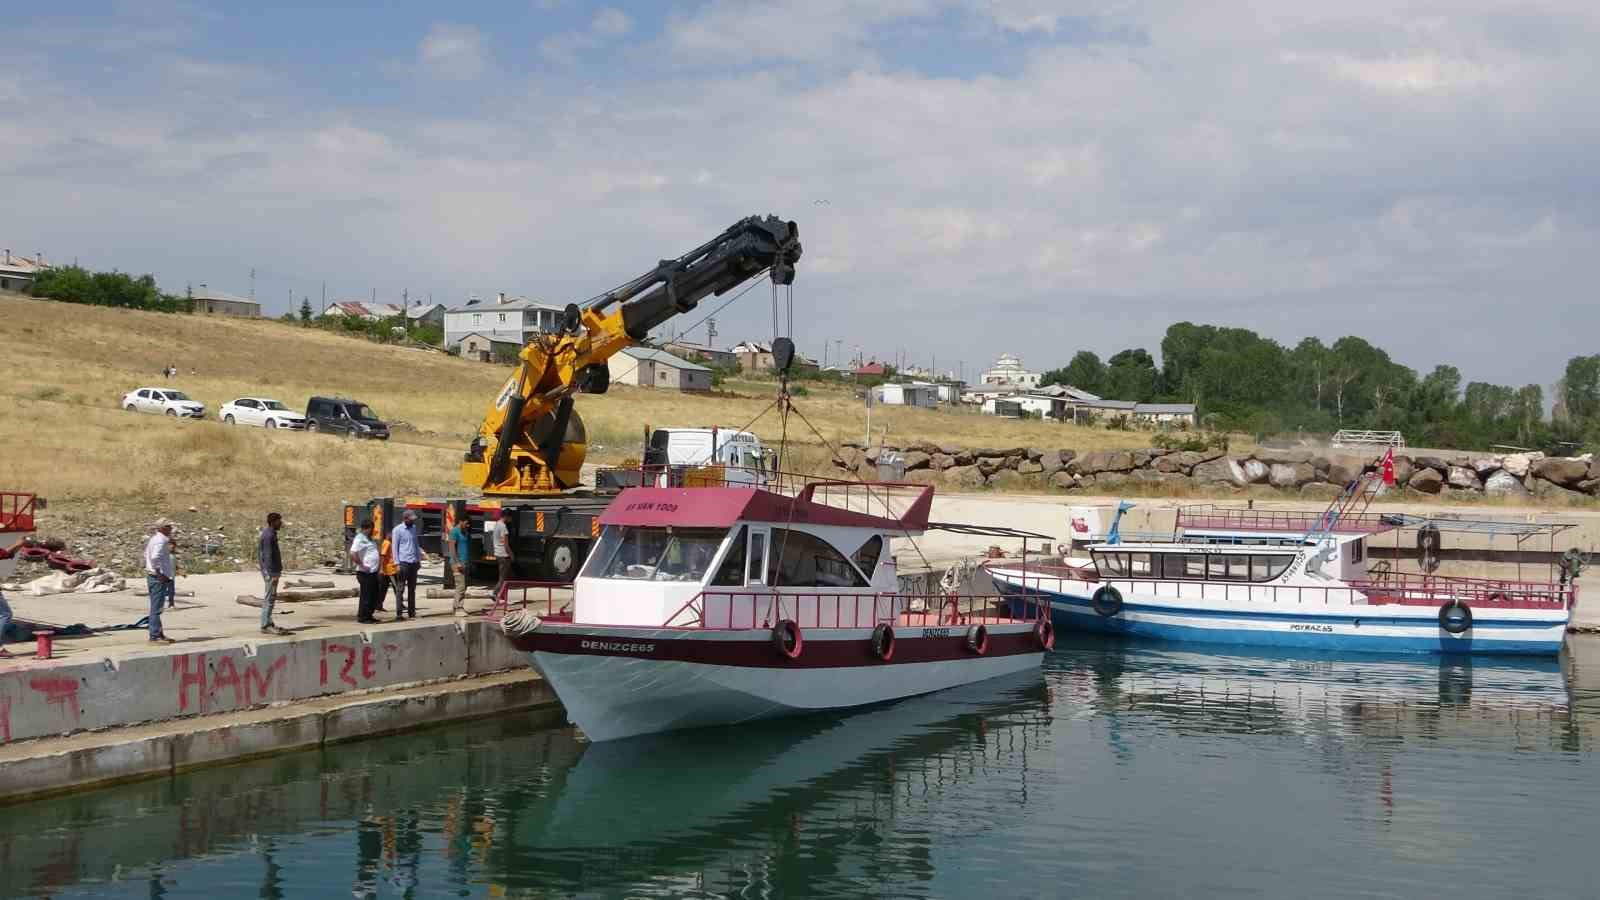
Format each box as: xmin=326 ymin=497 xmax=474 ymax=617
xmin=0 ymin=669 xmax=563 ymax=806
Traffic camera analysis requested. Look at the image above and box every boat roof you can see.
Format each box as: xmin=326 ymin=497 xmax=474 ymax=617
xmin=600 ymin=483 xmax=933 ymax=533
xmin=1091 ymin=541 xmax=1302 ymax=554
xmin=1176 ymin=505 xmax=1578 ymax=539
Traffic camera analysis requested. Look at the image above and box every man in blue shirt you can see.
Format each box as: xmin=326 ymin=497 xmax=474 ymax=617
xmin=391 ymin=510 xmax=422 ymax=620
xmin=448 ymin=516 xmax=471 ymax=616
xmin=0 ymin=589 xmax=13 ymax=658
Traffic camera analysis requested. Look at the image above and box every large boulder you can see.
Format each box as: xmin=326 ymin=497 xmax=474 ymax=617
xmin=1056 ymin=449 xmax=1077 ymax=467
xmin=1413 ymin=455 xmax=1450 ymax=473
xmin=863 ymin=445 xmax=883 ymax=463
xmin=1040 ymin=453 xmax=1067 ymax=476
xmin=952 ymin=449 xmax=976 ymax=466
xmin=902 ymin=468 xmax=939 ymax=484
xmin=1050 ymin=471 xmax=1077 ymax=490
xmin=1326 ymin=454 xmax=1366 ymax=486
xmin=1579 ymin=478 xmax=1600 ymax=496
xmin=1018 ymin=459 xmax=1045 ymax=475
xmin=988 ymin=469 xmax=1031 ymax=491
xmin=1501 ymin=452 xmax=1540 ymax=478
xmin=1025 ymin=447 xmax=1045 ymax=462
xmin=1446 ymin=465 xmax=1483 ymax=491
xmin=1132 ymin=448 xmax=1170 ymax=469
xmin=1239 ymin=458 xmax=1270 ymax=484
xmin=834 ymin=447 xmax=861 ymax=470
xmin=1192 ymin=458 xmax=1247 ymax=486
xmin=938 ymin=443 xmax=964 ymax=456
xmin=1532 ymin=478 xmax=1591 ymax=505
xmin=1483 ymin=470 xmax=1531 ymax=497
xmin=902 ymin=450 xmax=932 ymax=471
xmin=976 ymin=456 xmax=1010 ymax=477
xmin=1153 ymin=454 xmax=1188 ymax=474
xmin=1470 ymin=456 xmax=1503 ymax=477
xmin=930 ymin=453 xmax=955 ymax=471
xmin=1268 ymin=462 xmax=1314 ymax=488
xmin=1071 ymin=450 xmax=1136 ymax=476
xmin=941 ymin=465 xmax=987 ymax=490
xmin=1391 ymin=456 xmax=1415 ymax=486
xmin=904 ymin=440 xmax=940 ymax=455
xmin=1408 ymin=467 xmax=1445 ymax=494
xmin=1158 ymin=449 xmax=1219 ymax=475
xmin=1533 ymin=457 xmax=1590 ymax=488
xmin=1300 ymin=483 xmax=1343 ymax=500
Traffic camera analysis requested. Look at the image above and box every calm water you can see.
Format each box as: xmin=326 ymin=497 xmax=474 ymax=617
xmin=4 ymin=637 xmax=1600 ymax=899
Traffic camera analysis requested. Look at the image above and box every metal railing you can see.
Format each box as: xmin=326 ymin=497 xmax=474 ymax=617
xmin=1330 ymin=429 xmax=1406 ymax=448
xmin=1177 ymin=504 xmax=1400 ymax=535
xmin=492 ymin=580 xmax=572 ymax=621
xmin=988 ymin=565 xmax=1573 ymax=610
xmin=0 ymin=492 xmax=37 ymax=533
xmin=666 ymin=591 xmax=1040 ymax=631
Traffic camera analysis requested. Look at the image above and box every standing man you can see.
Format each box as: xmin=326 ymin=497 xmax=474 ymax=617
xmin=349 ymin=518 xmax=381 ymax=624
xmin=487 ymin=508 xmax=513 ymax=599
xmin=391 ymin=510 xmax=421 ymax=620
xmin=376 ymin=531 xmax=396 ymax=615
xmin=259 ymin=512 xmax=290 ymax=636
xmin=0 ymin=588 xmax=13 ymax=658
xmin=143 ymin=518 xmax=177 ymax=643
xmin=448 ymin=514 xmax=471 ymax=616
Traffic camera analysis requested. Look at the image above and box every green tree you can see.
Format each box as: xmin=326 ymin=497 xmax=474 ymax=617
xmin=299 ymin=297 xmax=313 ymax=322
xmin=1042 ymin=351 xmax=1106 ymax=394
xmin=1103 ymin=348 xmax=1158 ymax=401
xmin=1560 ymin=355 xmax=1600 ymax=425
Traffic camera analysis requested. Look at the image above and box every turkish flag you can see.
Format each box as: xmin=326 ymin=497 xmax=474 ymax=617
xmin=1380 ymin=448 xmax=1396 ymax=486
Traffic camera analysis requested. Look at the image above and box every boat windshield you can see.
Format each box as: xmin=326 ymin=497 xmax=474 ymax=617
xmin=581 ymin=526 xmax=729 ymax=582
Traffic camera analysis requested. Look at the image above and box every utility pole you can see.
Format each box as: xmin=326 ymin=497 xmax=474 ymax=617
xmin=320 ymin=281 xmax=326 ymax=311
xmin=249 ymin=267 xmax=255 ymax=302
xmin=706 ymin=317 xmax=718 ymax=348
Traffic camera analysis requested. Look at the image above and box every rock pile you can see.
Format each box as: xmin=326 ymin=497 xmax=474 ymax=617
xmin=831 ymin=443 xmax=1600 ymax=504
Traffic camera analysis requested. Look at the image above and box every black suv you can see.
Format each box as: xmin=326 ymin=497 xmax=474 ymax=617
xmin=305 ymin=396 xmax=390 ymax=440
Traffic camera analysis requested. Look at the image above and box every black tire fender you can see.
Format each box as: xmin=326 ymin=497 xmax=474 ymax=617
xmin=1035 ymin=619 xmax=1055 ymax=651
xmin=1439 ymin=600 xmax=1473 ymax=635
xmin=772 ymin=619 xmax=803 ymax=660
xmin=870 ymin=623 xmax=895 ymax=661
xmin=1092 ymin=585 xmax=1124 ymax=617
xmin=964 ymin=624 xmax=989 ymax=655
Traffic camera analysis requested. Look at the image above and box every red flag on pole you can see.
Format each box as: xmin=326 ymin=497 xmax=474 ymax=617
xmin=1380 ymin=447 xmax=1396 ymax=486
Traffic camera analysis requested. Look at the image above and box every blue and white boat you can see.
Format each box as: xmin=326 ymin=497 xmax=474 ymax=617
xmin=988 ymin=494 xmax=1581 ymax=657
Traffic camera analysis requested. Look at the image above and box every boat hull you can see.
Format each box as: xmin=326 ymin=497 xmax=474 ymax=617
xmin=513 ymin=623 xmax=1044 ymax=741
xmin=990 ymin=572 xmax=1567 ymax=656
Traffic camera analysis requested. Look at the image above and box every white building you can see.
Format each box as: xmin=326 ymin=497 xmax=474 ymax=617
xmin=873 ymin=382 xmax=938 ymax=408
xmin=980 ymin=352 xmax=1040 ymax=390
xmin=443 ymin=293 xmax=567 ymax=351
xmin=0 ymin=250 xmax=45 ymax=294
xmin=611 ymin=347 xmax=713 ymax=392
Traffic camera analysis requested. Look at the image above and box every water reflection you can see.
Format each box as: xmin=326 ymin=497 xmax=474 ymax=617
xmin=0 ymin=639 xmax=1595 ymax=898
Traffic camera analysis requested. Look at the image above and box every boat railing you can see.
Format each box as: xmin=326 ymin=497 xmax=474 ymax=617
xmin=1176 ymin=504 xmax=1399 ymax=535
xmin=493 ymin=580 xmax=572 ymax=621
xmin=665 ymin=590 xmax=1042 ymax=631
xmin=991 ymin=567 xmax=1574 ymax=610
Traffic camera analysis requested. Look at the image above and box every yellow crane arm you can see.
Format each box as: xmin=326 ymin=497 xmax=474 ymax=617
xmin=462 ymin=215 xmax=801 ymax=497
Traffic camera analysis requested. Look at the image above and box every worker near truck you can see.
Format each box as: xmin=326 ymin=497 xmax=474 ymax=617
xmin=143 ymin=518 xmax=177 ymax=643
xmin=376 ymin=532 xmax=397 ymax=615
xmin=448 ymin=517 xmax=471 ymax=616
xmin=391 ymin=510 xmax=421 ymax=620
xmin=487 ymin=509 xmax=513 ymax=597
xmin=259 ymin=512 xmax=290 ymax=636
xmin=350 ymin=519 xmax=381 ymax=624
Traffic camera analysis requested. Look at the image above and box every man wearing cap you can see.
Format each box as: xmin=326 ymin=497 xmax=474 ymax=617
xmin=143 ymin=518 xmax=177 ymax=643
xmin=391 ymin=510 xmax=422 ymax=620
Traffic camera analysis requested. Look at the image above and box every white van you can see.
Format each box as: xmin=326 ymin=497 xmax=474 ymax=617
xmin=644 ymin=428 xmax=773 ymax=487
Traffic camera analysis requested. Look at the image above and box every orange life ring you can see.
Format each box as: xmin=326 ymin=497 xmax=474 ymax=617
xmin=771 ymin=619 xmax=803 ymax=660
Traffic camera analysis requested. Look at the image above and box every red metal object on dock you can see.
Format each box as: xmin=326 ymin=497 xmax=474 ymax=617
xmin=1 ymin=492 xmax=39 ymax=533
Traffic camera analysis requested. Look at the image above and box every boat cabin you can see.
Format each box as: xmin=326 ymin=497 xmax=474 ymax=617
xmin=572 ymin=483 xmax=932 ymax=628
xmin=1090 ymin=530 xmax=1372 ymax=586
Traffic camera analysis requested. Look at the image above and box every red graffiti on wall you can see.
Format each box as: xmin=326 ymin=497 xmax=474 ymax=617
xmin=171 ymin=653 xmax=290 ymax=712
xmin=29 ymin=676 xmax=81 ymax=724
xmin=320 ymin=641 xmax=404 ymax=687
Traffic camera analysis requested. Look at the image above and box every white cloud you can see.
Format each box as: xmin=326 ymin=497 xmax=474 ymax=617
xmin=418 ymin=23 xmax=486 ymax=80
xmin=592 ymin=8 xmax=633 ymax=36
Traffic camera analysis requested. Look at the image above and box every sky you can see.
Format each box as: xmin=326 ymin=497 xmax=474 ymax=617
xmin=5 ymin=0 xmax=1599 ymax=388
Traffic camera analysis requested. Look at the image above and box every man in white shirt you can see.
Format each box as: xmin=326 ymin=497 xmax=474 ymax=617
xmin=487 ymin=508 xmax=514 ymax=598
xmin=349 ymin=518 xmax=381 ymax=624
xmin=143 ymin=518 xmax=177 ymax=643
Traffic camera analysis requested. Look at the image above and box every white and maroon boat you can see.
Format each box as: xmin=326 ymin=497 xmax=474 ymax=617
xmin=499 ymin=480 xmax=1052 ymax=741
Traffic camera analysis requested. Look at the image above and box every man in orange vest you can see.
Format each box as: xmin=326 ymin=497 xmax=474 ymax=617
xmin=376 ymin=532 xmax=398 ymax=617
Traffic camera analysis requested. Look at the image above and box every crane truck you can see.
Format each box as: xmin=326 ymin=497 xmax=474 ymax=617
xmin=341 ymin=215 xmax=802 ymax=582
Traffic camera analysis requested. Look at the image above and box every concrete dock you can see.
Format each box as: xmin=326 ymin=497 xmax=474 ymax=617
xmin=0 ymin=563 xmax=563 ymax=803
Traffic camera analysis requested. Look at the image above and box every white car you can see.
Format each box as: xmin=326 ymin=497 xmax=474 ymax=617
xmin=219 ymin=397 xmax=307 ymax=430
xmin=122 ymin=387 xmax=206 ymax=418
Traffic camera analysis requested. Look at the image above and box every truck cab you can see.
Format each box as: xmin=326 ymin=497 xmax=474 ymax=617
xmin=643 ymin=428 xmax=773 ymax=487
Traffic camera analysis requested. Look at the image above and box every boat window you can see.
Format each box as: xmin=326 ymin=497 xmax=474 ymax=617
xmin=1095 ymin=552 xmax=1128 ymax=577
xmin=1251 ymin=555 xmax=1292 ymax=582
xmin=748 ymin=531 xmax=767 ymax=585
xmin=1160 ymin=554 xmax=1205 ymax=580
xmin=581 ymin=526 xmax=728 ymax=582
xmin=1206 ymin=554 xmax=1252 ymax=581
xmin=852 ymin=535 xmax=884 ymax=575
xmin=712 ymin=526 xmax=748 ymax=586
xmin=1349 ymin=540 xmax=1365 ymax=563
xmin=1126 ymin=553 xmax=1153 ymax=578
xmin=767 ymin=528 xmax=870 ymax=588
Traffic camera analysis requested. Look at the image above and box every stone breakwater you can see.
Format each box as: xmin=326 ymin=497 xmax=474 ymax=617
xmin=831 ymin=443 xmax=1600 ymax=504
